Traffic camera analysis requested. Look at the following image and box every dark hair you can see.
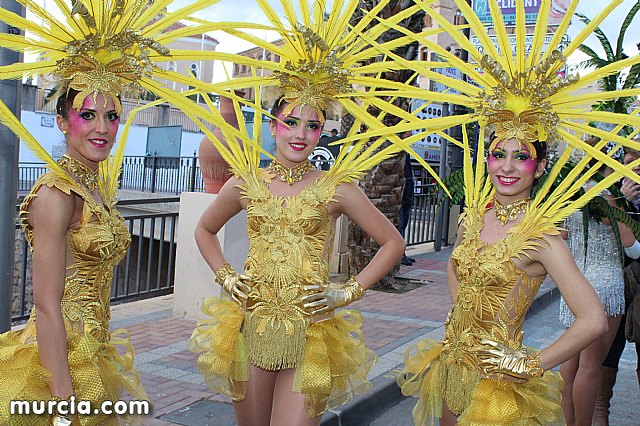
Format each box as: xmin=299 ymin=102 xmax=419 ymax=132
xmin=56 ymin=88 xmax=81 ymax=119
xmin=531 ymin=141 xmax=547 ymax=161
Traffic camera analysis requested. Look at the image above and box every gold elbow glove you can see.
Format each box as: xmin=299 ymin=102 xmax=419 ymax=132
xmin=478 ymin=338 xmax=544 ymax=380
xmin=301 ymin=276 xmax=366 ymax=315
xmin=214 ymin=262 xmax=253 ymax=306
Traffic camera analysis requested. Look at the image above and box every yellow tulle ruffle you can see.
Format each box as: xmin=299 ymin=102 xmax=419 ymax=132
xmin=189 ymin=297 xmax=248 ymax=401
xmin=0 ymin=326 xmax=147 ymax=426
xmin=190 ymin=298 xmax=376 ymax=417
xmin=295 ymin=309 xmax=377 ymax=418
xmin=397 ymin=339 xmax=563 ymax=426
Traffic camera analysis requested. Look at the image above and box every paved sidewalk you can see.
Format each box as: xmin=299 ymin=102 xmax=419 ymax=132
xmin=109 ymin=244 xmax=560 ymax=425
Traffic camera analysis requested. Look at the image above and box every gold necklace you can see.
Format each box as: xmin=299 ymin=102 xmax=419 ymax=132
xmin=268 ymin=160 xmax=315 ymax=185
xmin=493 ymin=197 xmax=529 ymax=225
xmin=58 ymin=154 xmax=99 ymax=191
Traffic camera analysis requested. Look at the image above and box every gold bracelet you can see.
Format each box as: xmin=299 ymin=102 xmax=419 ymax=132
xmin=214 ymin=262 xmax=234 ymax=284
xmin=345 ymin=277 xmax=366 ymax=302
xmin=525 ymin=352 xmax=544 ymax=377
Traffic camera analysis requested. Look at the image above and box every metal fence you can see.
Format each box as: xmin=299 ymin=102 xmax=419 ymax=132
xmin=18 ymin=162 xmax=48 ymax=192
xmin=120 ymin=155 xmax=204 ymax=194
xmin=406 ymin=191 xmax=437 ymax=246
xmin=11 ymin=198 xmax=179 ymax=323
xmin=18 ymin=156 xmax=205 ymax=195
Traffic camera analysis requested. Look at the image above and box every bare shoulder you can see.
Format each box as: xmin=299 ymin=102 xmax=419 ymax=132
xmin=530 ymin=232 xmax=571 ymax=263
xmin=28 ymin=184 xmax=75 ymax=231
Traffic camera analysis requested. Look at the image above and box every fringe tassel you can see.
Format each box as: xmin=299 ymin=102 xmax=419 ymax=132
xmin=244 ymin=314 xmax=307 ymax=371
xmin=439 ymin=361 xmax=481 ymax=415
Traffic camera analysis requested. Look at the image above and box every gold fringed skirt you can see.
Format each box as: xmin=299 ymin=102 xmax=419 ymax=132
xmin=0 ymin=327 xmax=147 ymax=426
xmin=397 ymin=339 xmax=564 ymax=426
xmin=189 ymin=297 xmax=376 ymax=418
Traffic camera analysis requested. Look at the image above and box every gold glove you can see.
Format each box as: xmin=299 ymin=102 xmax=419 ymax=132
xmin=214 ymin=263 xmax=253 ymax=306
xmin=478 ymin=338 xmax=544 ymax=380
xmin=301 ymin=276 xmax=366 ymax=315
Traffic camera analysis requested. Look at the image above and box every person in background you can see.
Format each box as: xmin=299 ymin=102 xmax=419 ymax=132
xmin=559 ymin=142 xmax=639 ymax=426
xmin=399 ymin=152 xmax=416 ymax=266
xmin=592 ymin=145 xmax=640 ymax=425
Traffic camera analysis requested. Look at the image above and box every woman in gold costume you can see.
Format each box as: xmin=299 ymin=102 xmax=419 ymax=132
xmin=0 ymin=1 xmax=253 ymax=424
xmin=362 ymin=1 xmax=640 ymax=424
xmin=0 ymin=89 xmax=148 ymax=426
xmin=191 ymin=96 xmax=405 ymax=425
xmin=186 ymin=1 xmax=437 ymax=424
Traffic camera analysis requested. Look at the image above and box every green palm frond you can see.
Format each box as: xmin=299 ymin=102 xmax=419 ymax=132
xmin=432 ymin=167 xmax=475 ymax=206
xmin=576 ymin=12 xmax=615 ymax=62
xmin=623 ymin=63 xmax=640 ymax=90
xmin=616 ymin=0 xmax=640 ymax=59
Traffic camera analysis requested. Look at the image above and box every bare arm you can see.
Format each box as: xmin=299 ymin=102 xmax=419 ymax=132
xmin=29 ymin=186 xmax=75 ymax=398
xmin=333 ymin=182 xmax=405 ymax=289
xmin=194 ymin=176 xmax=244 ymax=272
xmin=532 ymin=234 xmax=608 ymax=371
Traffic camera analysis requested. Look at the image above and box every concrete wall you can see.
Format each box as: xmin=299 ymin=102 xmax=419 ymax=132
xmin=173 ymin=192 xmax=249 ymax=320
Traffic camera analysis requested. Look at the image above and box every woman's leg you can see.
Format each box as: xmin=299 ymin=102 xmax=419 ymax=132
xmin=233 ymin=363 xmax=278 ymax=426
xmin=570 ymin=315 xmax=622 ymax=426
xmin=560 ymin=353 xmax=579 ymax=426
xmin=593 ymin=318 xmax=626 ymax=425
xmin=270 ymin=368 xmax=322 ymax=426
xmin=440 ymin=402 xmax=457 ymax=426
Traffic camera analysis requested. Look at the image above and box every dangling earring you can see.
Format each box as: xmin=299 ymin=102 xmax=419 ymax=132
xmin=62 ymin=130 xmax=68 ymax=135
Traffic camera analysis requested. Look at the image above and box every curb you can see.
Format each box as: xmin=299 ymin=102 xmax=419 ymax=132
xmin=320 ymin=375 xmax=402 ymax=426
xmin=319 ymin=280 xmax=561 ymax=425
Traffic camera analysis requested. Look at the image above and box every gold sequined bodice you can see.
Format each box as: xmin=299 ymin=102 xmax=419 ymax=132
xmin=237 ymin=168 xmax=337 ymax=370
xmin=441 ymin=204 xmax=547 ymax=411
xmin=20 ymin=172 xmax=131 ymax=343
xmin=447 ymin=207 xmax=544 ymax=366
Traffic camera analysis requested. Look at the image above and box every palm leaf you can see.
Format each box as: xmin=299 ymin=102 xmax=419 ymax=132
xmin=575 ymin=12 xmax=615 ymax=62
xmin=616 ymin=0 xmax=640 ymax=59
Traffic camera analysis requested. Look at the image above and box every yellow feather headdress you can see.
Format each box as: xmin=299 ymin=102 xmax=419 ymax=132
xmin=367 ymin=0 xmax=640 ymax=174
xmin=366 ymin=0 xmax=640 ymax=229
xmin=0 ymin=0 xmax=236 ymax=114
xmin=209 ymin=0 xmax=423 ymax=124
xmin=0 ymin=0 xmax=243 ymax=199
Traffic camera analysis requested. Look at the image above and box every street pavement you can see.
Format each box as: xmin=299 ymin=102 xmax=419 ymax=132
xmin=106 ymin=244 xmax=639 ymax=425
xmin=370 ymin=298 xmax=640 ymax=426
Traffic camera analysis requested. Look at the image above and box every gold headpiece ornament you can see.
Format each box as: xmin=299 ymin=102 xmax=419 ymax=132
xmin=0 ymin=0 xmax=245 ymax=202
xmin=363 ymin=0 xmax=640 ymax=237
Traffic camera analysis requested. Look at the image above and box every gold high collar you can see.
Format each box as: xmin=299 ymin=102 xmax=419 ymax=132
xmin=493 ymin=198 xmax=529 ymax=226
xmin=268 ymin=160 xmax=315 ymax=186
xmin=59 ymin=154 xmax=99 ymax=192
